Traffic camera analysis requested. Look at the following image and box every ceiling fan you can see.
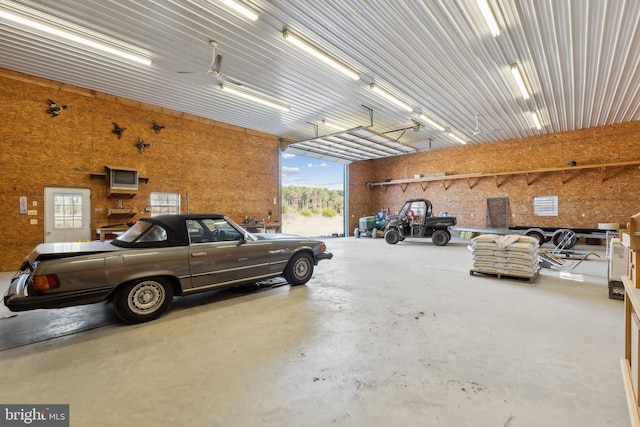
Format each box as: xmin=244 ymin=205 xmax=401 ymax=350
xmin=178 ymin=40 xmax=223 ymax=77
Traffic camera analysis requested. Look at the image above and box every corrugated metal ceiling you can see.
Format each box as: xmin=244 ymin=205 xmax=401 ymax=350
xmin=0 ymin=0 xmax=638 ymax=163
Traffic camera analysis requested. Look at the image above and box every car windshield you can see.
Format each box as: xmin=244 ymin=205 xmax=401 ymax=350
xmin=115 ymin=221 xmax=168 ymax=243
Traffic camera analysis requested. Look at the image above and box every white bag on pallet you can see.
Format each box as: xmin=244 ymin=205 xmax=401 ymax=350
xmin=471 ymin=234 xmax=539 ymax=278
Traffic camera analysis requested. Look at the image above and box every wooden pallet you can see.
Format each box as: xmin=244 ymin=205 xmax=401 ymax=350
xmin=469 ymin=269 xmax=539 ymax=283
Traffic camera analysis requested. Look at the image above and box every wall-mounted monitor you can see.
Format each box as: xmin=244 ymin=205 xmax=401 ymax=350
xmin=107 ymin=166 xmax=138 ymax=191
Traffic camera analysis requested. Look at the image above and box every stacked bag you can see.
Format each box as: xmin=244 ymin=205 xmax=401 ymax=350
xmin=470 ymin=234 xmax=540 ymax=279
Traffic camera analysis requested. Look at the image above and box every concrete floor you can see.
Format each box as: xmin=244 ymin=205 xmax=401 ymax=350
xmin=0 ymin=237 xmax=629 ymax=426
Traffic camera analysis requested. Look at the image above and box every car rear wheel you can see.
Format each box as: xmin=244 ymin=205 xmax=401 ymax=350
xmin=284 ymin=252 xmax=314 ymax=286
xmin=432 ymin=229 xmax=450 ymax=246
xmin=384 ymin=229 xmax=400 ymax=244
xmin=113 ymin=277 xmax=174 ymax=323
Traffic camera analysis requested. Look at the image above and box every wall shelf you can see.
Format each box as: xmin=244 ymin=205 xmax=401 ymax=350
xmin=107 ymin=189 xmax=137 ymax=198
xmin=366 ymin=160 xmax=640 ymax=192
xmin=107 ymin=208 xmax=136 ymax=216
xmin=621 ymin=212 xmax=640 ymax=427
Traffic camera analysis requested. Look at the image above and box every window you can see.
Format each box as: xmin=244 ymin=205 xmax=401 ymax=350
xmin=187 ymin=218 xmax=243 ymax=243
xmin=115 ymin=222 xmax=167 ymax=243
xmin=150 ymin=192 xmax=180 ymax=216
xmin=54 ymin=193 xmax=83 ymax=229
xmin=533 ymin=196 xmax=558 ymax=216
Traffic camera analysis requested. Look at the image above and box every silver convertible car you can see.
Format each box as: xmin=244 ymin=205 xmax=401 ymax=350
xmin=4 ymin=214 xmax=333 ymax=323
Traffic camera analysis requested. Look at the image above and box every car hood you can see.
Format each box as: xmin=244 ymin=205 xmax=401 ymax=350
xmin=28 ymin=240 xmax=121 ymax=263
xmin=253 ymin=233 xmax=313 ymax=241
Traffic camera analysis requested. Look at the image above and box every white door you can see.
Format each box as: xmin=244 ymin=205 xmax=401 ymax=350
xmin=44 ymin=187 xmax=92 ymax=243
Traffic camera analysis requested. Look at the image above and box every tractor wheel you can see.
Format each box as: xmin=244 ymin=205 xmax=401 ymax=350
xmin=432 ymin=229 xmax=450 ymax=246
xmin=354 ymin=228 xmax=361 ymax=238
xmin=371 ymin=227 xmax=378 ymax=239
xmin=384 ymin=229 xmax=400 ymax=245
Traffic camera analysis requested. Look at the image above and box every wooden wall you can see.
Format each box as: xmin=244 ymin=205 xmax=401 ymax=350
xmin=348 ymin=122 xmax=640 ymax=234
xmin=0 ymin=69 xmax=280 ymax=271
xmin=3 ymin=68 xmax=640 ymax=271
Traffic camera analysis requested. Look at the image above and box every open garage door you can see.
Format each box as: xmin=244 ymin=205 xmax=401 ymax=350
xmin=284 ymin=127 xmax=416 ymax=164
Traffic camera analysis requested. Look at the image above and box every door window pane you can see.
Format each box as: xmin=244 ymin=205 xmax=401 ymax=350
xmin=53 ymin=193 xmax=83 ymax=229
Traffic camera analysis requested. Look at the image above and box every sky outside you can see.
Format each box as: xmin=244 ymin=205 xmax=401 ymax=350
xmin=281 ymin=152 xmax=344 ymax=190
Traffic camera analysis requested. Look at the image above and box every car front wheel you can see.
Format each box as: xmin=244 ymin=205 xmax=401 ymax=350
xmin=113 ymin=277 xmax=174 ymax=323
xmin=284 ymin=252 xmax=314 ymax=286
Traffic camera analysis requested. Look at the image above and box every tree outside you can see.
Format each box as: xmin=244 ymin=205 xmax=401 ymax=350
xmin=281 ymin=185 xmax=344 ymax=237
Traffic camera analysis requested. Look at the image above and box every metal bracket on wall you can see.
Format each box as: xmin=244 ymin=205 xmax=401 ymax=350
xmin=495 ymin=175 xmax=510 ymax=187
xmin=561 ymin=169 xmax=580 ymax=184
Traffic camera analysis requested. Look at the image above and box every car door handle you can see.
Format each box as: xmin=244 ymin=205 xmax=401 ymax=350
xmin=191 ymin=252 xmax=208 ymax=257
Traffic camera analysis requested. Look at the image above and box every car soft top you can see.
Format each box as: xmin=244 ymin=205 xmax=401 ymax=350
xmin=113 ymin=214 xmax=228 ymax=248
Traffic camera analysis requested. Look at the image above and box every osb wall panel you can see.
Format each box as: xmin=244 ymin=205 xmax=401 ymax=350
xmin=348 ymin=121 xmax=640 ymax=233
xmin=0 ymin=70 xmax=280 ymax=271
xmin=348 ymin=159 xmax=378 ymax=228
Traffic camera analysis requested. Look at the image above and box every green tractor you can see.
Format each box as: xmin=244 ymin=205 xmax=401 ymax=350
xmin=354 ymin=209 xmax=388 ymax=238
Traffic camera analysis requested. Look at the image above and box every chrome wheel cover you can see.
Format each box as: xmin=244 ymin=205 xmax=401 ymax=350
xmin=128 ymin=280 xmax=165 ymax=315
xmin=293 ymin=257 xmax=311 ymax=279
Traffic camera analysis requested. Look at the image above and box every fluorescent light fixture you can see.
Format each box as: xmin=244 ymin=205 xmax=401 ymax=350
xmin=476 ymin=0 xmax=500 ymax=37
xmin=218 ymin=0 xmax=259 ymax=21
xmin=283 ymin=30 xmax=359 ymax=80
xmin=219 ymin=83 xmax=290 ymax=112
xmin=511 ymin=63 xmax=530 ymax=100
xmin=447 ymin=132 xmax=467 ymax=145
xmin=418 ymin=114 xmax=446 ymax=131
xmin=0 ymin=8 xmax=152 ymax=66
xmin=370 ymin=84 xmax=413 ymax=112
xmin=530 ymin=111 xmax=542 ymax=129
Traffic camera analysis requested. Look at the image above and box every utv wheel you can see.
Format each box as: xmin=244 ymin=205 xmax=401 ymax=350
xmin=384 ymin=229 xmax=400 ymax=244
xmin=432 ymin=229 xmax=450 ymax=246
xmin=284 ymin=252 xmax=314 ymax=286
xmin=113 ymin=277 xmax=174 ymax=323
